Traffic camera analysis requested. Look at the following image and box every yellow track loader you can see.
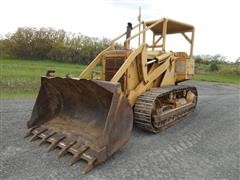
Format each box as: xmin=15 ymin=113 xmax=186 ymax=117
xmin=25 ymin=18 xmax=198 ymax=174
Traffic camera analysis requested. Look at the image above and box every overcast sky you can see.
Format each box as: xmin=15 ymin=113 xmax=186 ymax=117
xmin=0 ymin=0 xmax=239 ymax=61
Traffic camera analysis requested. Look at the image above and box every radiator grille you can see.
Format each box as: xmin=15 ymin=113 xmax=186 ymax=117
xmin=105 ymin=57 xmax=125 ymax=90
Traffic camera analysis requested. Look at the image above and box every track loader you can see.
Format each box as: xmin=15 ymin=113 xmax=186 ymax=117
xmin=25 ymin=18 xmax=198 ymax=174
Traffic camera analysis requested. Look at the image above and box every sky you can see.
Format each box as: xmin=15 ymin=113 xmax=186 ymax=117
xmin=0 ymin=0 xmax=239 ymax=61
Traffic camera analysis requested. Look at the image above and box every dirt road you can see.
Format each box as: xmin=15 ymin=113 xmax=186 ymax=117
xmin=0 ymin=81 xmax=239 ymax=180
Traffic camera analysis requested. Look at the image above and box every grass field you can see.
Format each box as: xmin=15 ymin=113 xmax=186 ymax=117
xmin=194 ymin=73 xmax=239 ymax=84
xmin=0 ymin=58 xmax=239 ymax=99
xmin=0 ymin=58 xmax=87 ymax=98
xmin=194 ymin=63 xmax=240 ymax=84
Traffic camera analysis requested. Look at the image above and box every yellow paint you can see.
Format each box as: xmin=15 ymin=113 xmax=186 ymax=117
xmin=80 ymin=18 xmax=195 ymax=107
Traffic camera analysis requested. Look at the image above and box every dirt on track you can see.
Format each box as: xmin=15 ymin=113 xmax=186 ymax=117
xmin=0 ymin=80 xmax=239 ymax=180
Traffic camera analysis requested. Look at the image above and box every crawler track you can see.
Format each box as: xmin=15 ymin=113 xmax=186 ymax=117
xmin=134 ymin=85 xmax=198 ymax=133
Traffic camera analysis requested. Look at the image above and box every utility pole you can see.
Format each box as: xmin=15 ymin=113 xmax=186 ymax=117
xmin=138 ymin=6 xmax=141 ymax=46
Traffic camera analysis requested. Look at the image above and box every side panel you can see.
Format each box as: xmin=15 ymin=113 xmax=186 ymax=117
xmin=175 ymin=58 xmax=195 ymax=82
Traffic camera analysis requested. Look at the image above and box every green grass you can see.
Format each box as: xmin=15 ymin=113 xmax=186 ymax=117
xmin=0 ymin=58 xmax=87 ymax=99
xmin=195 ymin=62 xmax=240 ymax=84
xmin=194 ymin=73 xmax=240 ymax=84
xmin=0 ymin=58 xmax=239 ymax=99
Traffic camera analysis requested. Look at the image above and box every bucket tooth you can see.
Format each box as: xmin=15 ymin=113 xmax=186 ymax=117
xmin=38 ymin=131 xmax=56 ymax=146
xmin=82 ymin=157 xmax=97 ymax=174
xmin=30 ymin=127 xmax=47 ymax=142
xmin=69 ymin=145 xmax=89 ymax=166
xmin=47 ymin=134 xmax=66 ymax=152
xmin=56 ymin=141 xmax=77 ymax=160
xmin=81 ymin=149 xmax=98 ymax=174
xmin=24 ymin=126 xmax=38 ymax=138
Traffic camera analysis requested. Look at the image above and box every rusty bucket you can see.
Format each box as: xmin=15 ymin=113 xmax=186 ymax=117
xmin=26 ymin=77 xmax=133 ymax=174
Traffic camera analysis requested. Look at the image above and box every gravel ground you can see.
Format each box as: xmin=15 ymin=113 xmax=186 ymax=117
xmin=0 ymin=80 xmax=239 ymax=180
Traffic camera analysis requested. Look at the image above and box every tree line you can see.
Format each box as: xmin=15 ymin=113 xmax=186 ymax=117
xmin=0 ymin=27 xmax=239 ymax=66
xmin=0 ymin=27 xmax=112 ymax=64
xmin=194 ymin=54 xmax=240 ymax=74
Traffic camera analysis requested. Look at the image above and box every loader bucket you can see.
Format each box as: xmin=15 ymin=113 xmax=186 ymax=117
xmin=26 ymin=77 xmax=133 ymax=174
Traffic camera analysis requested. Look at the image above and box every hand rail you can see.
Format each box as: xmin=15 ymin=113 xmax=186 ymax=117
xmin=79 ymin=45 xmax=113 ymax=78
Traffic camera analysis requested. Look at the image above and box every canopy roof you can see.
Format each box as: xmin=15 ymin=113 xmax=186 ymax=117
xmin=145 ymin=18 xmax=194 ymax=35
